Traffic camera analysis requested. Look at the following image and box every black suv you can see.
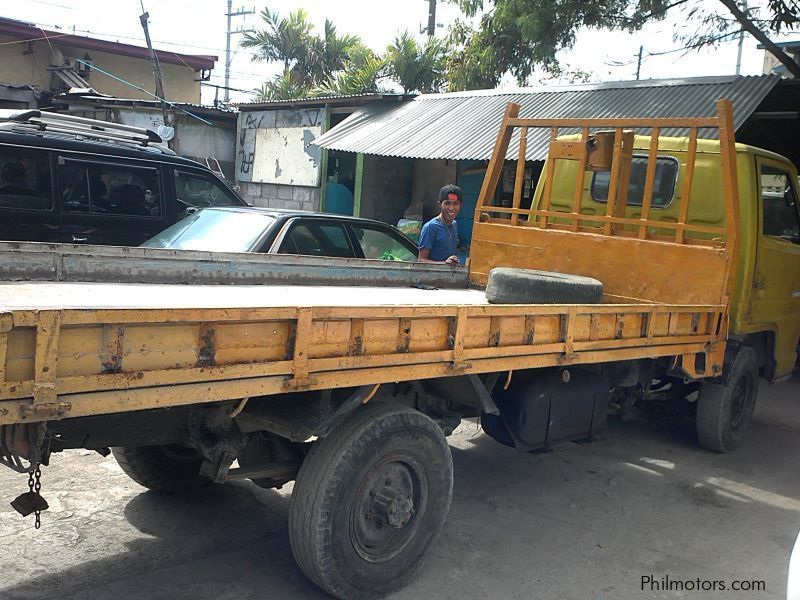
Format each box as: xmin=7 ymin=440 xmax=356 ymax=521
xmin=0 ymin=110 xmax=247 ymax=246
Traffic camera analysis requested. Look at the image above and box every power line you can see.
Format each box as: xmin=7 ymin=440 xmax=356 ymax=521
xmin=26 ymin=0 xmax=227 ymax=21
xmin=76 ymin=58 xmax=212 ymax=125
xmin=202 ymin=82 xmax=256 ymax=94
xmin=19 ymin=22 xmax=233 ymax=54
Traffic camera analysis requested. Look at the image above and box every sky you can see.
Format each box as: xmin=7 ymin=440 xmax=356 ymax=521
xmin=2 ymin=0 xmax=796 ymax=105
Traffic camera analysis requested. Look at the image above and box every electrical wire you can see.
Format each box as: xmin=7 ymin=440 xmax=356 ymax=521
xmin=75 ymin=58 xmax=213 ymax=125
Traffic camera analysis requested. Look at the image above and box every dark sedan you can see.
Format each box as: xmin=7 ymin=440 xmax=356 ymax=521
xmin=142 ymin=206 xmax=419 ymax=261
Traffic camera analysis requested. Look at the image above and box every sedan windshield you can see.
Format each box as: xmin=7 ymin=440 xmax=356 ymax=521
xmin=142 ymin=209 xmax=275 ymax=253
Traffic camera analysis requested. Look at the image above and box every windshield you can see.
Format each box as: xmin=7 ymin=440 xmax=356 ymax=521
xmin=142 ymin=209 xmax=275 ymax=252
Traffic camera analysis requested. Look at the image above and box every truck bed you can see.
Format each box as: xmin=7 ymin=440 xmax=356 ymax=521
xmin=0 ymin=281 xmax=489 ymax=310
xmin=0 ymin=278 xmax=724 ymax=427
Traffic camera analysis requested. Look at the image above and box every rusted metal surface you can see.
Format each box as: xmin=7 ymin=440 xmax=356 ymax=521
xmin=469 ymin=100 xmax=740 ymax=312
xmin=0 ymin=242 xmax=469 ymax=289
xmin=0 ymin=300 xmax=725 ymax=425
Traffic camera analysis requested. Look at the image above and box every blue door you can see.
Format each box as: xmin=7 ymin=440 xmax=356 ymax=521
xmin=455 ymin=160 xmax=489 ymax=252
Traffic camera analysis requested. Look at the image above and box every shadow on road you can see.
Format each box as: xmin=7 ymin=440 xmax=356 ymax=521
xmin=0 ymin=481 xmax=329 ymax=600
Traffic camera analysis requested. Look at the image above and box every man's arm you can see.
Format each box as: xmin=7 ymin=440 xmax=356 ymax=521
xmin=418 ymin=247 xmax=459 ymax=265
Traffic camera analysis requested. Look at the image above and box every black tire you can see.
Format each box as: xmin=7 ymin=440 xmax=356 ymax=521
xmin=486 ymin=267 xmax=604 ymax=304
xmin=696 ymin=347 xmax=758 ymax=453
xmin=111 ymin=444 xmax=210 ymax=492
xmin=289 ymin=402 xmax=453 ymax=599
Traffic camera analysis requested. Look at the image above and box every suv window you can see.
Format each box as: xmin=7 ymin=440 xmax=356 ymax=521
xmin=761 ymin=165 xmax=800 ymax=241
xmin=174 ymin=170 xmax=240 ymax=208
xmin=60 ymin=161 xmax=162 ymax=216
xmin=277 ymin=222 xmax=355 ymax=258
xmin=0 ymin=147 xmax=52 ymax=210
xmin=351 ymin=225 xmax=416 ymax=261
xmin=591 ymin=155 xmax=678 ymax=208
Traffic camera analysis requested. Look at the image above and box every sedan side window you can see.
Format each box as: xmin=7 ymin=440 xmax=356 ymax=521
xmin=351 ymin=225 xmax=416 ymax=261
xmin=174 ymin=170 xmax=240 ymax=208
xmin=277 ymin=222 xmax=354 ymax=258
xmin=761 ymin=165 xmax=800 ymax=241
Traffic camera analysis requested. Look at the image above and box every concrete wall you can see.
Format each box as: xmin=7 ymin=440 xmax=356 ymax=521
xmin=0 ymin=36 xmax=202 ymax=103
xmin=64 ymin=105 xmax=236 ymax=179
xmin=360 ymin=155 xmax=414 ymax=226
xmin=236 ymin=107 xmax=325 ymax=211
xmin=237 ymin=181 xmax=320 ymax=211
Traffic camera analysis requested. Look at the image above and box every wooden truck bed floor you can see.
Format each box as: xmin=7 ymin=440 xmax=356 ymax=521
xmin=0 ymin=281 xmax=489 ymax=310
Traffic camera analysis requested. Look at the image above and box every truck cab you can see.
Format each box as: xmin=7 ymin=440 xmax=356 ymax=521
xmin=533 ymin=135 xmax=800 ymax=381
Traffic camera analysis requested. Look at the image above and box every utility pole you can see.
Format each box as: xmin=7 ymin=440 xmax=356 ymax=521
xmin=225 ymin=1 xmax=255 ymax=104
xmin=635 ymin=45 xmax=643 ymax=80
xmin=735 ymin=0 xmax=748 ymax=74
xmin=138 ymin=3 xmax=172 ymax=146
xmin=425 ymin=0 xmax=436 ymax=37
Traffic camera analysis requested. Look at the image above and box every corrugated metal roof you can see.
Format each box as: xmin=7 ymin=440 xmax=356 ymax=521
xmin=237 ymin=93 xmax=409 ymax=111
xmin=313 ymin=75 xmax=781 ymax=161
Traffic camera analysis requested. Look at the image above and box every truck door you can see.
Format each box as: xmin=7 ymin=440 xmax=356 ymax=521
xmin=749 ymin=157 xmax=800 ymax=378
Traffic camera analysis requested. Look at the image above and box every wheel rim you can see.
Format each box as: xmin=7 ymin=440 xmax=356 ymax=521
xmin=729 ymin=373 xmax=754 ymax=431
xmin=350 ymin=452 xmax=427 ymax=563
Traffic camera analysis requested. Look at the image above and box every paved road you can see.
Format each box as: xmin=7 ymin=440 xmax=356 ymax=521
xmin=1 ymin=378 xmax=798 ymax=599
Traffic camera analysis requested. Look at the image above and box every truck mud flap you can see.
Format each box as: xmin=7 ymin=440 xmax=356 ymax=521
xmin=481 ymin=368 xmax=609 ymax=452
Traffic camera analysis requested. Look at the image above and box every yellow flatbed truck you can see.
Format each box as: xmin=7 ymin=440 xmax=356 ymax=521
xmin=0 ymin=100 xmax=787 ymax=599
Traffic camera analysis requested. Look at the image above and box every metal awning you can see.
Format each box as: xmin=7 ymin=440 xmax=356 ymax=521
xmin=313 ymin=75 xmax=781 ymax=161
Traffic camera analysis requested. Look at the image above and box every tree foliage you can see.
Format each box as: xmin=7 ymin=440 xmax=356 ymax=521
xmin=385 ymin=32 xmax=448 ymax=93
xmin=446 ymin=0 xmax=800 ymax=90
xmin=311 ymin=44 xmax=387 ymax=97
xmin=243 ymin=8 xmax=365 ymax=100
xmin=243 ymin=7 xmax=449 ymax=101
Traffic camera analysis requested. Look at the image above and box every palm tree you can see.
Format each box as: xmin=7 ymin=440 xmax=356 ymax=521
xmin=385 ymin=32 xmax=447 ymax=94
xmin=242 ymin=8 xmax=366 ymax=99
xmin=305 ymin=20 xmax=361 ymax=83
xmin=241 ymin=7 xmax=314 ymax=75
xmin=254 ymin=69 xmax=309 ymax=101
xmin=311 ymin=45 xmax=387 ymax=97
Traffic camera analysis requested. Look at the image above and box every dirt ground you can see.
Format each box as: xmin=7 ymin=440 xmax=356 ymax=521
xmin=1 ymin=378 xmax=798 ymax=600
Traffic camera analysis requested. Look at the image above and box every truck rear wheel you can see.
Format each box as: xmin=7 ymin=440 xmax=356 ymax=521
xmin=111 ymin=444 xmax=210 ymax=492
xmin=696 ymin=347 xmax=758 ymax=453
xmin=486 ymin=267 xmax=603 ymax=304
xmin=288 ymin=402 xmax=453 ymax=599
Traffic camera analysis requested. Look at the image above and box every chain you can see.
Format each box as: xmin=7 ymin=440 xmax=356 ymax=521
xmin=32 ymin=464 xmax=42 ymax=529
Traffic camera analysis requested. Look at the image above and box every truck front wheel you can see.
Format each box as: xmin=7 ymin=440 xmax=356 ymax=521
xmin=288 ymin=402 xmax=453 ymax=599
xmin=111 ymin=444 xmax=210 ymax=492
xmin=696 ymin=347 xmax=758 ymax=452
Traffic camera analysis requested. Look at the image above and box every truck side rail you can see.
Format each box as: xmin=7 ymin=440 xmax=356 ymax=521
xmin=0 ymin=241 xmax=468 ymax=289
xmin=0 ymin=301 xmax=724 ymax=425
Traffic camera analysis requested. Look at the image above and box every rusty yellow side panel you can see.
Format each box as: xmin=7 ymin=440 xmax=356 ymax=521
xmin=469 ymin=222 xmax=729 ymax=306
xmin=0 ymin=295 xmax=725 ymax=425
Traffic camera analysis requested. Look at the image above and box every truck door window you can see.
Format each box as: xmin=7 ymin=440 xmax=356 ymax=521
xmin=761 ymin=165 xmax=800 ymax=241
xmin=277 ymin=222 xmax=354 ymax=258
xmin=60 ymin=161 xmax=162 ymax=216
xmin=351 ymin=225 xmax=417 ymax=261
xmin=0 ymin=148 xmax=52 ymax=210
xmin=590 ymin=155 xmax=678 ymax=208
xmin=174 ymin=170 xmax=240 ymax=208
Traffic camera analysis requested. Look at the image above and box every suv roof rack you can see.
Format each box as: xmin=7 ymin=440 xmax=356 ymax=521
xmin=0 ymin=110 xmax=163 ymax=147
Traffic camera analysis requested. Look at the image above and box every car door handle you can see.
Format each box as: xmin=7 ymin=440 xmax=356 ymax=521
xmin=71 ymin=235 xmax=88 ymax=243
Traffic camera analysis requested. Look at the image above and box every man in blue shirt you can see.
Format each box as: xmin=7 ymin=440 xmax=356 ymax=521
xmin=418 ymin=184 xmax=462 ymax=265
